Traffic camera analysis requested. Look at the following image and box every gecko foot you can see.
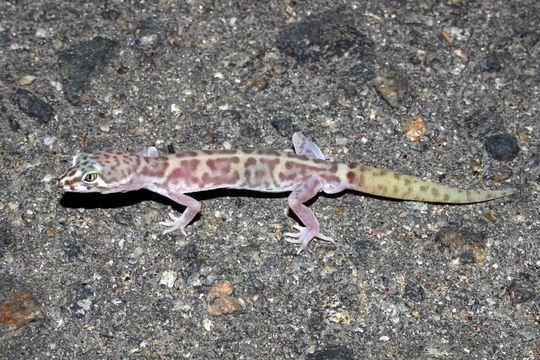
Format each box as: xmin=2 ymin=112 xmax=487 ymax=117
xmin=159 ymin=213 xmax=188 ymax=236
xmin=284 ymin=225 xmax=334 ymax=254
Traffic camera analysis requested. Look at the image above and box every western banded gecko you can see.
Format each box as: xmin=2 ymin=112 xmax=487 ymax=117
xmin=58 ymin=133 xmax=513 ymax=253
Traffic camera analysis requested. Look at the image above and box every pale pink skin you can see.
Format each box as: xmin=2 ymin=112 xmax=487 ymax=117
xmin=58 ymin=133 xmax=512 ymax=253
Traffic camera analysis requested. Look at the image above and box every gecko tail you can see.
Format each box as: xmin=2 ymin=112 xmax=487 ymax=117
xmin=348 ymin=165 xmax=513 ymax=204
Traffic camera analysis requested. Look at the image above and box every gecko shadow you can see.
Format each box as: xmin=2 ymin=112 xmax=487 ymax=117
xmin=58 ymin=185 xmax=419 ymax=215
xmin=58 ymin=188 xmax=357 ymax=228
xmin=58 ymin=188 xmax=297 ymax=215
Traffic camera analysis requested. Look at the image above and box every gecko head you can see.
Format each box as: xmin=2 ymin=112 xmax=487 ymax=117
xmin=58 ymin=149 xmax=138 ymax=193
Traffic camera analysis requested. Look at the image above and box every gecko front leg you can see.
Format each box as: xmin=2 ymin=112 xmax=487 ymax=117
xmin=284 ymin=177 xmax=334 ymax=254
xmin=158 ymin=192 xmax=201 ymax=235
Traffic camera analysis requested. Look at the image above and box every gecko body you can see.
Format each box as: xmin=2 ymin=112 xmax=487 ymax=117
xmin=58 ymin=133 xmax=513 ymax=253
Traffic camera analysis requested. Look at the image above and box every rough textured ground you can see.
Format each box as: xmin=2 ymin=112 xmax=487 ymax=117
xmin=0 ymin=1 xmax=538 ymax=359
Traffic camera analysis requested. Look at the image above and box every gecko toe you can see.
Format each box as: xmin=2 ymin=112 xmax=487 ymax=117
xmin=316 ymin=233 xmax=334 ymax=242
xmin=161 ymin=225 xmax=176 ymax=235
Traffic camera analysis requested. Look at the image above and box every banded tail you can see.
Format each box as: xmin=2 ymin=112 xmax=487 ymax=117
xmin=348 ymin=165 xmax=513 ymax=203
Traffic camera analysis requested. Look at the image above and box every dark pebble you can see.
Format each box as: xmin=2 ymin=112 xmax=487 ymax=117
xmin=270 ymin=117 xmax=297 ymax=137
xmin=404 ymin=282 xmax=425 ymax=301
xmin=11 ymin=88 xmax=55 ymax=123
xmin=477 ymin=51 xmax=512 ymax=72
xmin=133 ymin=20 xmax=167 ymax=49
xmin=0 ymin=226 xmax=13 ymax=247
xmin=222 ymin=109 xmax=242 ymax=120
xmin=277 ymin=8 xmax=372 ymax=63
xmin=239 ymin=123 xmax=260 ymax=138
xmin=484 ymin=133 xmax=519 ymax=161
xmin=101 ymin=9 xmax=121 ymax=21
xmin=8 ymin=115 xmax=21 ymax=132
xmin=506 ymin=273 xmax=535 ymax=303
xmin=63 ymin=242 xmax=83 ymax=260
xmin=62 ymin=282 xmax=96 ymax=318
xmin=374 ymin=72 xmax=414 ymax=109
xmin=58 ymin=37 xmax=118 ymax=105
xmin=307 ymin=345 xmax=354 ymax=360
xmin=173 ymin=243 xmax=198 ymax=262
xmin=114 ymin=212 xmax=133 ymax=226
xmin=434 ymin=226 xmax=487 ymax=264
xmin=245 ymin=276 xmax=265 ymax=297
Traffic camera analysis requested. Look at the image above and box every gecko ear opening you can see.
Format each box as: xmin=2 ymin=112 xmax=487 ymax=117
xmin=83 ymin=172 xmax=99 ymax=183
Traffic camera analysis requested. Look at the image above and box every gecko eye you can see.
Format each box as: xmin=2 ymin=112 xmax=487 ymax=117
xmin=83 ymin=172 xmax=99 ymax=183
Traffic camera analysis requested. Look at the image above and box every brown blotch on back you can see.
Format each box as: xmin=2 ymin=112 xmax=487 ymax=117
xmin=206 ymin=159 xmax=217 ymax=171
xmin=245 ymin=157 xmax=256 ymax=166
xmin=279 ymin=172 xmax=296 ymax=182
xmin=328 ymin=163 xmax=338 ymax=172
xmin=376 ymin=184 xmax=388 ymax=195
xmin=140 ymin=166 xmax=152 ymax=177
xmin=182 ymin=159 xmax=201 ymax=170
xmin=443 ymin=194 xmax=450 ymax=201
xmin=346 ymin=171 xmax=356 ymax=184
xmin=230 ymin=170 xmax=240 ymax=183
xmin=201 ymin=172 xmax=211 ymax=184
xmin=431 ymin=187 xmax=440 ymax=197
xmin=393 ymin=173 xmax=401 ymax=180
xmin=404 ymin=178 xmax=412 ymax=186
xmin=420 ymin=185 xmax=428 ymax=192
xmin=260 ymin=157 xmax=280 ymax=170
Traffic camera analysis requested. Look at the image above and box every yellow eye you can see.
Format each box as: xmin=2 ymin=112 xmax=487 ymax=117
xmin=83 ymin=172 xmax=99 ymax=182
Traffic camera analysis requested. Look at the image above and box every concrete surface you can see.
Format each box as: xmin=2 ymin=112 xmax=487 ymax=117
xmin=0 ymin=1 xmax=538 ymax=359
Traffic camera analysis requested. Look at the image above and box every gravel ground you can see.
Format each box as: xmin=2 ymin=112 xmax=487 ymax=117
xmin=0 ymin=1 xmax=538 ymax=359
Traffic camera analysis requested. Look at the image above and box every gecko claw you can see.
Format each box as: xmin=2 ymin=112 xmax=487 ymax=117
xmin=284 ymin=225 xmax=334 ymax=254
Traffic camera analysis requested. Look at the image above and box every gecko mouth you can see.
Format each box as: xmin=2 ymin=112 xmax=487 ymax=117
xmin=57 ymin=178 xmax=71 ymax=191
xmin=57 ymin=176 xmax=80 ymax=192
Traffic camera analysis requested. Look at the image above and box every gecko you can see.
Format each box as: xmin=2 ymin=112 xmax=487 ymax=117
xmin=58 ymin=133 xmax=513 ymax=253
